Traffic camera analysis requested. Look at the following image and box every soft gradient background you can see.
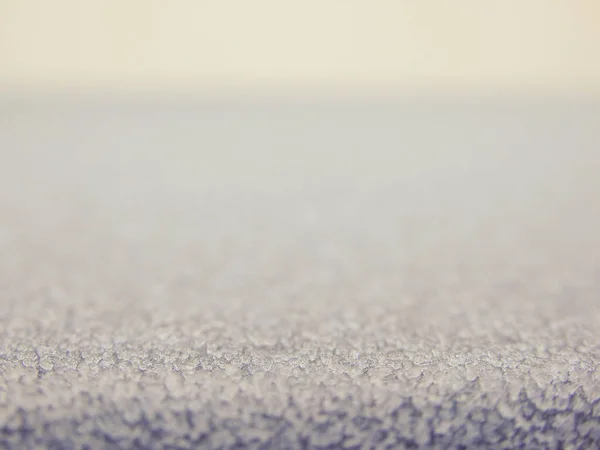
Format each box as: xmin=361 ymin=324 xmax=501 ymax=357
xmin=2 ymin=2 xmax=600 ymax=448
xmin=1 ymin=0 xmax=599 ymax=96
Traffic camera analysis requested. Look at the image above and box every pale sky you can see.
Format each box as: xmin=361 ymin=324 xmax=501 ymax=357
xmin=1 ymin=1 xmax=599 ymax=95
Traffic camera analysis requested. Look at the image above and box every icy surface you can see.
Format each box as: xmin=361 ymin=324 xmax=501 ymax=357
xmin=1 ymin=99 xmax=600 ymax=448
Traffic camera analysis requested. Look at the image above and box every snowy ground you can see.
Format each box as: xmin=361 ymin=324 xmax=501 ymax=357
xmin=1 ymin=97 xmax=599 ymax=448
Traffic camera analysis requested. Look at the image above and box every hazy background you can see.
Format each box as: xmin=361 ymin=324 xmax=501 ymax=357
xmin=2 ymin=4 xmax=600 ymax=446
xmin=1 ymin=0 xmax=599 ymax=97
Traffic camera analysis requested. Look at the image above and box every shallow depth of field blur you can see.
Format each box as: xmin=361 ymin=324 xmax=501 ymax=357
xmin=1 ymin=2 xmax=599 ymax=273
xmin=1 ymin=2 xmax=599 ymax=292
xmin=3 ymin=5 xmax=600 ymax=448
xmin=1 ymin=1 xmax=599 ymax=97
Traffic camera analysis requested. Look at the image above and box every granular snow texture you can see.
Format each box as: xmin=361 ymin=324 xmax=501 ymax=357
xmin=1 ymin=99 xmax=600 ymax=449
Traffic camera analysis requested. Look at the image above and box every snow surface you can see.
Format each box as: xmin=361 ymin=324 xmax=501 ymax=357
xmin=1 ymin=99 xmax=599 ymax=448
